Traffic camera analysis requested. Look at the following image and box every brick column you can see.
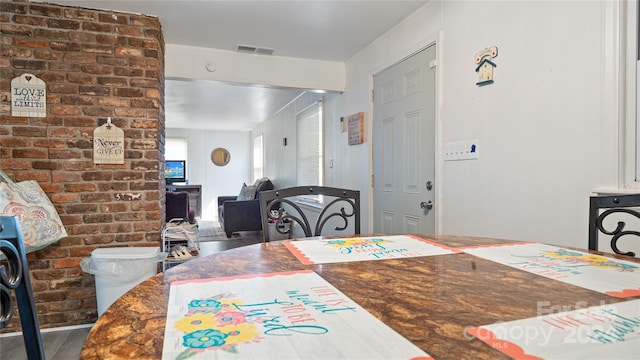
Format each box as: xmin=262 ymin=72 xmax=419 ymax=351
xmin=0 ymin=0 xmax=165 ymax=329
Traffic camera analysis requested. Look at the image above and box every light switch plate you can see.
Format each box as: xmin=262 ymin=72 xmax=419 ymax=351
xmin=444 ymin=139 xmax=479 ymax=161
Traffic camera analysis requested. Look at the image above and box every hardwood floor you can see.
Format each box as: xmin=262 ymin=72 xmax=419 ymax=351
xmin=0 ymin=326 xmax=91 ymax=360
xmin=199 ymin=230 xmax=264 ymax=256
xmin=0 ymin=231 xmax=264 ymax=360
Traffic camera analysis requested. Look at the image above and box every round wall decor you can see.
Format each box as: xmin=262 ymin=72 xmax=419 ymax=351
xmin=211 ymin=148 xmax=230 ymax=166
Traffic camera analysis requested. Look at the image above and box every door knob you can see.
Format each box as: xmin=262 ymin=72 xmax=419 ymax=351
xmin=420 ymin=200 xmax=433 ymax=209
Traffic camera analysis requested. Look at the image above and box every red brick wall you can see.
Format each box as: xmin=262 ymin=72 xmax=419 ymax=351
xmin=0 ymin=0 xmax=165 ymax=330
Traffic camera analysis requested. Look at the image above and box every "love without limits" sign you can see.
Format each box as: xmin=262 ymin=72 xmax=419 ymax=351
xmin=11 ymin=73 xmax=46 ymax=117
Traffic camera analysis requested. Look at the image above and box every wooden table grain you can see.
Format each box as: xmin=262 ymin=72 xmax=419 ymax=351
xmin=80 ymin=235 xmax=640 ymax=359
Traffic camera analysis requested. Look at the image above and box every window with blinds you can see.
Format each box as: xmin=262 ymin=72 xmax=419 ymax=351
xmin=166 ymin=137 xmax=188 ymax=162
xmin=296 ymin=100 xmax=323 ymax=188
xmin=253 ymin=133 xmax=263 ymax=182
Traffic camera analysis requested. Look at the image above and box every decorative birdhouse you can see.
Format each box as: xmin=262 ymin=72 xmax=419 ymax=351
xmin=474 ymin=46 xmax=498 ymax=86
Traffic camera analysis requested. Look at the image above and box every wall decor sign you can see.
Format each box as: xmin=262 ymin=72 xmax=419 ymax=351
xmin=93 ymin=117 xmax=125 ymax=164
xmin=474 ymin=46 xmax=498 ymax=86
xmin=211 ymin=147 xmax=231 ymax=166
xmin=347 ymin=112 xmax=365 ymax=145
xmin=11 ymin=73 xmax=46 ymax=117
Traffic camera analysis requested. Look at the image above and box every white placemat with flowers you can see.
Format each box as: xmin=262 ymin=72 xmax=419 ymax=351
xmin=162 ymin=270 xmax=432 ymax=360
xmin=467 ymin=299 xmax=640 ymax=359
xmin=463 ymin=242 xmax=640 ymax=298
xmin=283 ymin=235 xmax=460 ymax=265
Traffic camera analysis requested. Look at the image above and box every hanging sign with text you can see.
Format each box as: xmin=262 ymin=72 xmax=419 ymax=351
xmin=93 ymin=120 xmax=125 ymax=164
xmin=347 ymin=112 xmax=365 ymax=145
xmin=11 ymin=73 xmax=46 ymax=117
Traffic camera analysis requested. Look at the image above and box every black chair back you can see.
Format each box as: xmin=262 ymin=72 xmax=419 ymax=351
xmin=0 ymin=216 xmax=45 ymax=359
xmin=588 ymin=194 xmax=640 ymax=257
xmin=259 ymin=186 xmax=360 ymax=242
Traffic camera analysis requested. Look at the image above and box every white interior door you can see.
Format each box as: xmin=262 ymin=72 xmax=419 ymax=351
xmin=372 ymin=45 xmax=436 ymax=234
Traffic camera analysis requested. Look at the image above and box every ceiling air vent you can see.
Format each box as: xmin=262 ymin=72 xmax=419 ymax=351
xmin=235 ymin=44 xmax=275 ymax=56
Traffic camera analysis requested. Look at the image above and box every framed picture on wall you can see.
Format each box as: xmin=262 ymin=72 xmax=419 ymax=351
xmin=348 ymin=112 xmax=364 ymax=145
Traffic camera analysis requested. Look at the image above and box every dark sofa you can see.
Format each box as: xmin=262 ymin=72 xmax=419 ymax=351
xmin=217 ymin=178 xmax=274 ymax=237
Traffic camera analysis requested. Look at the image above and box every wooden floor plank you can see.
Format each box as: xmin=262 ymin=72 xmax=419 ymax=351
xmin=0 ymin=328 xmax=90 ymax=360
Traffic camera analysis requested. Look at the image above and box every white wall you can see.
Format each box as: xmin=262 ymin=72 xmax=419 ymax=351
xmin=166 ymin=128 xmax=252 ymax=220
xmin=438 ymin=1 xmax=615 ymax=245
xmin=165 ymin=0 xmax=628 ymax=251
xmin=251 ymin=92 xmax=328 ymax=188
xmin=322 ymin=83 xmax=372 ymax=232
xmin=166 ymin=44 xmax=345 ymax=92
xmin=340 ymin=0 xmax=622 ymax=248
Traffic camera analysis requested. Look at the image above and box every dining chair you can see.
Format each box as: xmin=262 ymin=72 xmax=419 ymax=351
xmin=0 ymin=216 xmax=45 ymax=360
xmin=259 ymin=186 xmax=360 ymax=242
xmin=588 ymin=194 xmax=640 ymax=257
xmin=165 ymin=191 xmax=196 ymax=224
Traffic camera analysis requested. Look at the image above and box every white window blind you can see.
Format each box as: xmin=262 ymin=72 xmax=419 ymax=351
xmin=166 ymin=137 xmax=188 ymax=161
xmin=296 ymin=100 xmax=323 ymax=186
xmin=253 ymin=133 xmax=264 ymax=182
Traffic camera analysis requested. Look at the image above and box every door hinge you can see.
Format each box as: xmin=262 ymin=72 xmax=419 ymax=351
xmin=371 ymin=174 xmax=374 ymax=188
xmin=429 ymin=59 xmax=437 ymax=69
xmin=370 ymin=90 xmax=374 ymax=102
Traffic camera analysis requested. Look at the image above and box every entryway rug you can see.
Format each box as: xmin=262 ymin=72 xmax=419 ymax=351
xmin=198 ymin=220 xmax=231 ymax=242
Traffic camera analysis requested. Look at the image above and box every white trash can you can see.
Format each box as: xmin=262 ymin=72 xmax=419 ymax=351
xmin=81 ymin=247 xmax=161 ymax=316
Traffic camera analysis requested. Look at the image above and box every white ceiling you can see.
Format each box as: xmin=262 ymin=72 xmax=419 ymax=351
xmin=165 ymin=80 xmax=305 ymax=131
xmin=41 ymin=0 xmax=428 ymax=130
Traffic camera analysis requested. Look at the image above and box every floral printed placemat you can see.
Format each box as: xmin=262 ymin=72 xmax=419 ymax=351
xmin=463 ymin=242 xmax=640 ymax=298
xmin=162 ymin=270 xmax=432 ymax=360
xmin=283 ymin=235 xmax=460 ymax=265
xmin=467 ymin=299 xmax=640 ymax=359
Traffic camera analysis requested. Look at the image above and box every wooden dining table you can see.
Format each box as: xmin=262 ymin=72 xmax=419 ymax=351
xmin=80 ymin=235 xmax=640 ymax=359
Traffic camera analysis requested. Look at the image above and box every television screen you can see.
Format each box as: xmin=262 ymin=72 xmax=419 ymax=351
xmin=165 ymin=160 xmax=186 ymax=184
